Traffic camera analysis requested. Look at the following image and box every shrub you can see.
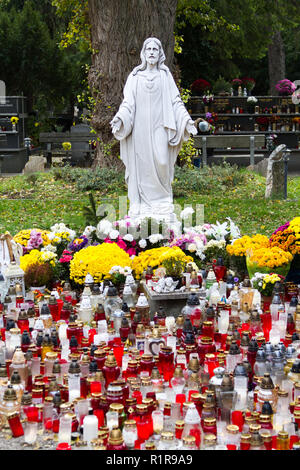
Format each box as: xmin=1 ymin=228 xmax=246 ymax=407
xmin=173 ymin=162 xmax=247 ymax=197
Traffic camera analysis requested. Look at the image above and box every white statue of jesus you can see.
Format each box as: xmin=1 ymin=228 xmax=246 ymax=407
xmin=110 ymin=37 xmax=197 ymax=223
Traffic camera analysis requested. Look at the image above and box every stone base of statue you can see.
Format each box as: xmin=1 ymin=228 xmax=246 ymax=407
xmin=143 ymin=282 xmax=206 ymax=316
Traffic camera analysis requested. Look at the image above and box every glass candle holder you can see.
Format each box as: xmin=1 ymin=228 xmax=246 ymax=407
xmin=106 ymin=411 xmax=119 ymax=431
xmin=24 ymin=420 xmax=38 ymax=445
xmin=152 ymin=409 xmax=164 ymax=435
xmin=122 ymin=420 xmax=138 ymax=449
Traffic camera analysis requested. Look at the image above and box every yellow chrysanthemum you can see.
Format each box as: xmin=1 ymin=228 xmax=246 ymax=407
xmin=131 ymin=246 xmax=193 ymax=279
xmin=70 ymin=243 xmax=132 ymax=285
xmin=249 ymin=246 xmax=293 ymax=268
xmin=226 ymin=234 xmax=270 ymax=257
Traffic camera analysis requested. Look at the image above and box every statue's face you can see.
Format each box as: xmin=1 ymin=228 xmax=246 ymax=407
xmin=145 ymin=40 xmax=160 ymax=66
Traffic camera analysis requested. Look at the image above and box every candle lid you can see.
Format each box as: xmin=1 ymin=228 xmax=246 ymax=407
xmin=104 ymin=352 xmax=117 ymax=368
xmin=226 ymin=424 xmax=239 ymax=434
xmin=203 ymin=433 xmax=217 ymax=444
xmin=108 ymin=428 xmax=124 ymax=445
xmin=109 ymin=403 xmax=124 ymax=414
xmin=183 ymin=435 xmax=196 ymax=444
xmin=3 ymin=385 xmax=17 ymax=401
xmin=161 ymin=431 xmax=174 ymax=441
xmin=173 ymin=366 xmax=184 ymax=378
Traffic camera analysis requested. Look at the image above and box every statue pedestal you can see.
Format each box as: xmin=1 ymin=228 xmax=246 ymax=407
xmin=142 ymin=282 xmax=206 ymax=316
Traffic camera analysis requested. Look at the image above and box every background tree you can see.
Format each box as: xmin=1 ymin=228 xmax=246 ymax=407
xmin=0 ymin=0 xmax=90 ymax=143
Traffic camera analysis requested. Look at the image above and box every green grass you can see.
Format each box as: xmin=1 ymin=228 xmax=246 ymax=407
xmin=0 ymin=169 xmax=299 ymax=237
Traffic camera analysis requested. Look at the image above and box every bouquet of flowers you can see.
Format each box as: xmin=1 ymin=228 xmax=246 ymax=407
xmin=270 ymin=217 xmax=300 ymax=256
xmin=70 ymin=243 xmax=132 ymax=284
xmin=191 ymin=78 xmax=211 ymax=95
xmin=203 ymin=93 xmax=214 ymax=105
xmin=109 ymin=265 xmax=132 ymax=286
xmin=231 ymin=79 xmax=243 ymax=90
xmin=10 ymin=116 xmax=19 ymax=125
xmin=62 ymin=142 xmax=72 ymax=151
xmin=131 ymin=246 xmax=193 ymax=279
xmin=14 ymin=229 xmax=51 ymax=253
xmin=275 ymin=79 xmax=296 ymax=96
xmin=242 ymin=77 xmax=256 ymax=91
xmin=251 ymin=272 xmax=282 ymax=297
xmin=247 ymin=96 xmax=258 ymax=105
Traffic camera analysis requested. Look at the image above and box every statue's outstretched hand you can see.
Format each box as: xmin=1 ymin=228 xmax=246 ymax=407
xmin=186 ymin=119 xmax=197 ymax=136
xmin=110 ymin=116 xmax=122 ymax=134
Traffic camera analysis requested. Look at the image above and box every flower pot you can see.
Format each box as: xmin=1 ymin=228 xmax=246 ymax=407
xmin=29 ymin=285 xmax=46 ymax=293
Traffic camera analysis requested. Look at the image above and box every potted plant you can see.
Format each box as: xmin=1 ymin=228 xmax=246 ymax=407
xmin=24 ymin=262 xmax=54 ymax=290
xmin=275 ymin=79 xmax=296 ymax=96
xmin=213 ymin=76 xmax=232 ymax=96
xmin=162 ymin=256 xmax=187 ymax=288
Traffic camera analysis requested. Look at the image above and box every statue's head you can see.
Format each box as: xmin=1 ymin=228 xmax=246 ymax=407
xmin=133 ymin=37 xmax=168 ymax=75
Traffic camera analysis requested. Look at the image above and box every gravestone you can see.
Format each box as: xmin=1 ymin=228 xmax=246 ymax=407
xmin=0 ymin=81 xmax=5 ymax=105
xmin=248 ymin=157 xmax=269 ymax=177
xmin=70 ymin=123 xmax=91 ymax=164
xmin=265 ymin=144 xmax=286 ymax=199
xmin=23 ymin=155 xmax=46 ymax=174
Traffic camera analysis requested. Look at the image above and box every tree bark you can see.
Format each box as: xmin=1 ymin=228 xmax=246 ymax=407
xmin=87 ymin=0 xmax=178 ymax=168
xmin=268 ymin=30 xmax=286 ymax=95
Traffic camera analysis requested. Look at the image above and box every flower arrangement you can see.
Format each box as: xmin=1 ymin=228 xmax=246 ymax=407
xmin=226 ymin=234 xmax=270 ymax=258
xmin=131 ymin=246 xmax=193 ymax=279
xmin=251 ymin=272 xmax=282 ymax=297
xmin=203 ymin=93 xmax=214 ymax=105
xmin=47 ymin=223 xmax=76 ymax=258
xmin=109 ymin=265 xmax=132 ymax=286
xmin=68 ymin=236 xmax=89 ymax=253
xmin=242 ymin=77 xmax=256 ymax=91
xmin=270 ymin=217 xmax=300 ymax=256
xmin=62 ymin=142 xmax=72 ymax=151
xmin=256 ymin=116 xmax=269 ymax=127
xmin=14 ymin=229 xmax=51 ymax=252
xmin=247 ymin=96 xmax=258 ymax=105
xmin=231 ymin=79 xmax=243 ymax=90
xmin=104 ymin=234 xmax=138 ymax=257
xmin=69 ymin=243 xmax=132 ymax=284
xmin=247 ymin=246 xmax=293 ymax=269
xmin=20 ymin=249 xmax=57 ymax=272
xmin=162 ymin=256 xmax=187 ymax=277
xmin=191 ymin=79 xmax=211 ymax=95
xmin=10 ymin=116 xmax=19 ymax=125
xmin=275 ymin=79 xmax=296 ymax=96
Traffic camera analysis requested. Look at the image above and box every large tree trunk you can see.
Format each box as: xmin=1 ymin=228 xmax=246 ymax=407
xmin=87 ymin=0 xmax=178 ymax=168
xmin=268 ymin=30 xmax=286 ymax=95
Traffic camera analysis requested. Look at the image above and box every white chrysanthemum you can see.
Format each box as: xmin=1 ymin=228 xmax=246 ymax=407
xmin=149 ymin=234 xmax=164 ymax=244
xmin=187 ymin=243 xmax=197 ymax=253
xmin=83 ymin=226 xmax=96 ymax=237
xmin=97 ymin=219 xmax=113 ymax=236
xmin=47 ymin=232 xmax=56 ymax=241
xmin=139 ymin=239 xmax=147 ymax=249
xmin=109 ymin=229 xmax=119 ymax=240
xmin=123 ymin=234 xmax=134 ymax=242
xmin=41 ymin=245 xmax=57 ymax=253
xmin=109 ymin=265 xmax=122 ymax=275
